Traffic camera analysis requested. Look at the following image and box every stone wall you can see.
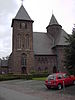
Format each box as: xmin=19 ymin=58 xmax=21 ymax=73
xmin=33 ymin=55 xmax=57 ymax=74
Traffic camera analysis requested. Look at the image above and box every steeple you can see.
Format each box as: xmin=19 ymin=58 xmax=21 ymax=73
xmin=46 ymin=14 xmax=62 ymax=41
xmin=49 ymin=14 xmax=59 ymax=25
xmin=15 ymin=5 xmax=32 ymax=21
xmin=11 ymin=5 xmax=33 ymax=27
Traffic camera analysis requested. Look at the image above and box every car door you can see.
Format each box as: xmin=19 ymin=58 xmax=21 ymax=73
xmin=57 ymin=74 xmax=63 ymax=85
xmin=63 ymin=74 xmax=71 ymax=85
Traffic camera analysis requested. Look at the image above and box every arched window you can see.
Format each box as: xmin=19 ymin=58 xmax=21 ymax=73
xmin=21 ymin=53 xmax=27 ymax=67
xmin=17 ymin=34 xmax=21 ymax=50
xmin=21 ymin=53 xmax=27 ymax=74
xmin=38 ymin=67 xmax=41 ymax=71
xmin=26 ymin=34 xmax=29 ymax=49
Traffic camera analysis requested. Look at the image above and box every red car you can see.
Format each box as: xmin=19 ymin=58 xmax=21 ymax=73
xmin=45 ymin=73 xmax=75 ymax=90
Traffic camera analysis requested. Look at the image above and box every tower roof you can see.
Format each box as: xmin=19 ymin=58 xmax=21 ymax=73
xmin=14 ymin=5 xmax=32 ymax=21
xmin=49 ymin=14 xmax=59 ymax=25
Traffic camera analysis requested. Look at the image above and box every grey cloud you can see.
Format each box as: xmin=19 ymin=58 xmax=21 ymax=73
xmin=0 ymin=36 xmax=12 ymax=58
xmin=0 ymin=0 xmax=18 ymax=13
xmin=0 ymin=0 xmax=18 ymax=28
xmin=2 ymin=36 xmax=12 ymax=48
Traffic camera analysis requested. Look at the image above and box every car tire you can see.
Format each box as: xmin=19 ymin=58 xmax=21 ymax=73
xmin=47 ymin=86 xmax=51 ymax=89
xmin=57 ymin=84 xmax=62 ymax=90
xmin=73 ymin=80 xmax=75 ymax=85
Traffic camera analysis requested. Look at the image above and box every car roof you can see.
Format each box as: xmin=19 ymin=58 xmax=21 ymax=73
xmin=49 ymin=72 xmax=66 ymax=76
xmin=56 ymin=72 xmax=66 ymax=74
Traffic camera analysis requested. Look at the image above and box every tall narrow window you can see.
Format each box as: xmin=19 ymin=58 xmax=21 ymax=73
xmin=21 ymin=53 xmax=27 ymax=67
xmin=21 ymin=53 xmax=27 ymax=74
xmin=26 ymin=34 xmax=29 ymax=49
xmin=25 ymin=23 xmax=27 ymax=29
xmin=17 ymin=34 xmax=21 ymax=50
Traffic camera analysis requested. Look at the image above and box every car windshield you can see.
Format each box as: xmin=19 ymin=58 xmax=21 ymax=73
xmin=47 ymin=74 xmax=56 ymax=80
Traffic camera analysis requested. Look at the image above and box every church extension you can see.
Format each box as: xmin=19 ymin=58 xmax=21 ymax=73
xmin=8 ymin=5 xmax=68 ymax=74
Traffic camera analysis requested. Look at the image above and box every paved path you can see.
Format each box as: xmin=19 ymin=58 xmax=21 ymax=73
xmin=0 ymin=80 xmax=75 ymax=100
xmin=0 ymin=86 xmax=43 ymax=100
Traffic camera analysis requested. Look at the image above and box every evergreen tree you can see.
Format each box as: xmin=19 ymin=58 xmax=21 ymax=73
xmin=64 ymin=27 xmax=75 ymax=75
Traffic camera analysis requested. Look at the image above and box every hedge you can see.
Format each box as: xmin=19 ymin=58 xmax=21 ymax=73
xmin=0 ymin=73 xmax=49 ymax=81
xmin=32 ymin=73 xmax=49 ymax=78
xmin=0 ymin=74 xmax=32 ymax=81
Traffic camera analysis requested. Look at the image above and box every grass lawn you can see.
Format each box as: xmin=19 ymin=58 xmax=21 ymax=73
xmin=32 ymin=77 xmax=46 ymax=81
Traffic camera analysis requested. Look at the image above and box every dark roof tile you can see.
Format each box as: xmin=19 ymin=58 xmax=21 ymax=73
xmin=33 ymin=32 xmax=54 ymax=55
xmin=49 ymin=14 xmax=59 ymax=25
xmin=14 ymin=5 xmax=32 ymax=21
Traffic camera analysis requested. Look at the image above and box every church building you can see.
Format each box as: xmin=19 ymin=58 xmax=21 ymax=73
xmin=8 ymin=5 xmax=68 ymax=74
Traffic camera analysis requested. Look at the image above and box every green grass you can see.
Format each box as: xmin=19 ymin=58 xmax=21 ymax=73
xmin=32 ymin=77 xmax=46 ymax=81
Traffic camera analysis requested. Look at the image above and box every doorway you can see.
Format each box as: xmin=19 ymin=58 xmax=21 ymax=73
xmin=21 ymin=53 xmax=27 ymax=74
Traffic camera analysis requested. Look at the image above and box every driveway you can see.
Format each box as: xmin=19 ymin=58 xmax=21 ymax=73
xmin=0 ymin=80 xmax=75 ymax=100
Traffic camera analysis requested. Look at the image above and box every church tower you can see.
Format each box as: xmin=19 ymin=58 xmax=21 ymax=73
xmin=9 ymin=5 xmax=34 ymax=74
xmin=46 ymin=14 xmax=62 ymax=46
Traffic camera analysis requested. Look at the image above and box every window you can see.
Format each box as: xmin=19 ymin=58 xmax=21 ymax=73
xmin=26 ymin=34 xmax=29 ymax=49
xmin=44 ymin=57 xmax=48 ymax=63
xmin=38 ymin=67 xmax=41 ymax=71
xmin=47 ymin=74 xmax=56 ymax=80
xmin=57 ymin=74 xmax=63 ymax=79
xmin=63 ymin=74 xmax=69 ymax=78
xmin=38 ymin=57 xmax=40 ymax=61
xmin=21 ymin=53 xmax=27 ymax=67
xmin=21 ymin=53 xmax=27 ymax=74
xmin=25 ymin=23 xmax=27 ymax=29
xmin=17 ymin=34 xmax=21 ymax=50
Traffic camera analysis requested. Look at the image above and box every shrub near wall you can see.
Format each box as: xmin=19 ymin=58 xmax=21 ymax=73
xmin=32 ymin=73 xmax=49 ymax=78
xmin=30 ymin=70 xmax=49 ymax=78
xmin=0 ymin=74 xmax=18 ymax=81
xmin=0 ymin=74 xmax=32 ymax=81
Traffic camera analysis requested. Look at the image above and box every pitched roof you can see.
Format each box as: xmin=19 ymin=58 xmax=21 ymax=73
xmin=33 ymin=30 xmax=68 ymax=55
xmin=14 ymin=5 xmax=32 ymax=21
xmin=33 ymin=32 xmax=54 ymax=55
xmin=55 ymin=29 xmax=68 ymax=46
xmin=49 ymin=14 xmax=59 ymax=25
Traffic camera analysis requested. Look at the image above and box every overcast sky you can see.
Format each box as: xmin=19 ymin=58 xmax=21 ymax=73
xmin=0 ymin=0 xmax=75 ymax=58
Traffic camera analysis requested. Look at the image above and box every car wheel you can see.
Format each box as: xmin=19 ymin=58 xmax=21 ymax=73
xmin=57 ymin=84 xmax=62 ymax=90
xmin=73 ymin=80 xmax=75 ymax=85
xmin=47 ymin=86 xmax=51 ymax=89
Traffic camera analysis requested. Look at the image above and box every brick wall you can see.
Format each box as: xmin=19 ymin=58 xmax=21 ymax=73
xmin=8 ymin=20 xmax=34 ymax=74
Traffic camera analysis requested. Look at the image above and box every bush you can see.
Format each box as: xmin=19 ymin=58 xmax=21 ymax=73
xmin=0 ymin=72 xmax=49 ymax=81
xmin=30 ymin=70 xmax=49 ymax=78
xmin=0 ymin=74 xmax=32 ymax=81
xmin=32 ymin=73 xmax=49 ymax=78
